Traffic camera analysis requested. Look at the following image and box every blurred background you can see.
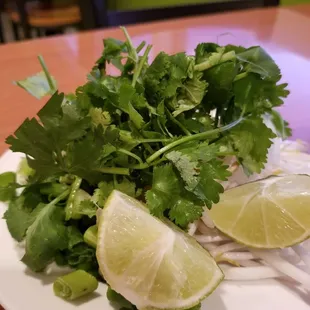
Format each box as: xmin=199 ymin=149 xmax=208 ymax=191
xmin=0 ymin=0 xmax=305 ymax=43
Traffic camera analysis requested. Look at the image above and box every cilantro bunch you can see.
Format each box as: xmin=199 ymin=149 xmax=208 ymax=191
xmin=1 ymin=28 xmax=290 ymax=290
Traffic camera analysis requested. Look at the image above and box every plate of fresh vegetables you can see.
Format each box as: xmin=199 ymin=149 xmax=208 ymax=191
xmin=1 ymin=27 xmax=310 ymax=310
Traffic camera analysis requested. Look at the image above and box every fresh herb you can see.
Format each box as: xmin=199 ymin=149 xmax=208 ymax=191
xmin=1 ymin=27 xmax=290 ymax=309
xmin=21 ymin=191 xmax=70 ymax=271
xmin=0 ymin=172 xmax=17 ymax=202
xmin=13 ymin=55 xmax=57 ymax=99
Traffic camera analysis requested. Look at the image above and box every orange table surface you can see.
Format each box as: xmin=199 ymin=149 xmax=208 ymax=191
xmin=0 ymin=5 xmax=310 ymax=155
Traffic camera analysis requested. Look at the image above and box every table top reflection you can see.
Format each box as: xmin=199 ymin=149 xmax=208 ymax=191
xmin=0 ymin=5 xmax=310 ymax=154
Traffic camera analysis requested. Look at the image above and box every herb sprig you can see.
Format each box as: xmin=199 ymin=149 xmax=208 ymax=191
xmin=2 ymin=28 xmax=290 ymax=277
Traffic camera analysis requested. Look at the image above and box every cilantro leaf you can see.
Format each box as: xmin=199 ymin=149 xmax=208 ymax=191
xmin=67 ymin=226 xmax=84 ymax=250
xmin=195 ymin=43 xmax=220 ymax=65
xmin=192 ymin=159 xmax=231 ymax=207
xmin=228 ymin=115 xmax=276 ymax=174
xmin=22 ymin=200 xmax=68 ymax=271
xmin=202 ymin=61 xmax=237 ymax=110
xmin=93 ymin=38 xmax=126 ymax=73
xmin=131 ymin=90 xmax=157 ymax=116
xmin=6 ymin=92 xmax=91 ymax=178
xmin=3 ymin=196 xmax=34 ymax=241
xmin=166 ymin=144 xmax=230 ymax=208
xmin=178 ymin=111 xmax=213 ymax=134
xmin=268 ymin=110 xmax=292 ymax=139
xmin=145 ymin=165 xmax=181 ymax=216
xmin=21 ymin=183 xmax=46 ymax=209
xmin=14 ymin=71 xmax=57 ymax=99
xmin=117 ymin=84 xmax=145 ymax=129
xmin=63 ymin=128 xmax=106 ymax=184
xmin=144 ymin=52 xmax=192 ymax=106
xmin=93 ymin=178 xmax=137 ymax=207
xmin=3 ymin=183 xmax=54 ymax=242
xmin=224 ymin=44 xmax=246 ymax=54
xmin=17 ymin=158 xmax=35 ymax=183
xmin=169 ymin=197 xmax=203 ymax=228
xmin=76 ymin=200 xmax=97 ymax=218
xmin=65 ymin=243 xmax=99 ymax=278
xmin=76 ymin=86 xmax=91 ymax=110
xmin=143 ymin=52 xmax=171 ymax=105
xmin=145 ymin=165 xmax=204 ymax=227
xmin=89 ymin=107 xmax=111 ymax=128
xmin=166 ymin=151 xmax=199 ymax=188
xmin=233 ymin=73 xmax=289 ymax=113
xmin=0 ymin=172 xmax=17 ymax=202
xmin=170 ymin=71 xmax=207 ymax=116
xmin=236 ymin=47 xmax=281 ymax=81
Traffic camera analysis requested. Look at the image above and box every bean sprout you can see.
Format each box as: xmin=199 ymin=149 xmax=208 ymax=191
xmin=221 ymin=265 xmax=283 ymax=280
xmin=292 ymin=245 xmax=310 ymax=273
xmin=237 ymin=260 xmax=261 ymax=267
xmin=197 ymin=221 xmax=214 ymax=234
xmin=281 ymin=247 xmax=302 ymax=265
xmin=201 ymin=243 xmax=219 ymax=252
xmin=201 ymin=210 xmax=215 ymax=229
xmin=194 ymin=235 xmax=230 ymax=243
xmin=187 ymin=221 xmax=198 ymax=236
xmin=219 ymin=252 xmax=255 ymax=261
xmin=251 ymin=249 xmax=310 ymax=288
xmin=211 ymin=242 xmax=245 ymax=257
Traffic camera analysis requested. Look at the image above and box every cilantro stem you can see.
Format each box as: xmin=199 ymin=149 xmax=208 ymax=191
xmin=129 ymin=162 xmax=149 ymax=170
xmin=121 ymin=26 xmax=152 ymax=88
xmin=194 ymin=51 xmax=235 ymax=71
xmin=165 ymin=107 xmax=191 ymax=136
xmin=130 ymin=121 xmax=155 ymax=154
xmin=136 ymin=41 xmax=146 ymax=53
xmin=157 ymin=118 xmax=174 ymax=138
xmin=132 ymin=44 xmax=152 ymax=87
xmin=146 ymin=117 xmax=243 ymax=164
xmin=234 ymin=72 xmax=248 ymax=82
xmin=121 ymin=27 xmax=138 ymax=63
xmin=38 ymin=55 xmax=56 ymax=92
xmin=65 ymin=176 xmax=82 ymax=221
xmin=96 ymin=167 xmax=130 ymax=175
xmin=129 ymin=157 xmax=167 ymax=170
xmin=50 ymin=189 xmax=71 ymax=206
xmin=137 ymin=138 xmax=171 ymax=143
xmin=118 ymin=148 xmax=143 ymax=165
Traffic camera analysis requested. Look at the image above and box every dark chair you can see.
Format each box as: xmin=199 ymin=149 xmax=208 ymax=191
xmin=78 ymin=0 xmax=280 ymax=30
xmin=8 ymin=0 xmax=82 ymax=40
xmin=0 ymin=1 xmax=5 ymax=43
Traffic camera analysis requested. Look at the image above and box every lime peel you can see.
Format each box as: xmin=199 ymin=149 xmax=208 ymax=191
xmin=96 ymin=190 xmax=223 ymax=309
xmin=210 ymin=175 xmax=310 ymax=249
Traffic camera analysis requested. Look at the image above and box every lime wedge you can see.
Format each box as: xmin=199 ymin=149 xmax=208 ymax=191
xmin=210 ymin=175 xmax=310 ymax=249
xmin=96 ymin=190 xmax=223 ymax=309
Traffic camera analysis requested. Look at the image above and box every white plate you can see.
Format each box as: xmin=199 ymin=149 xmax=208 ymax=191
xmin=1 ymin=150 xmax=310 ymax=310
